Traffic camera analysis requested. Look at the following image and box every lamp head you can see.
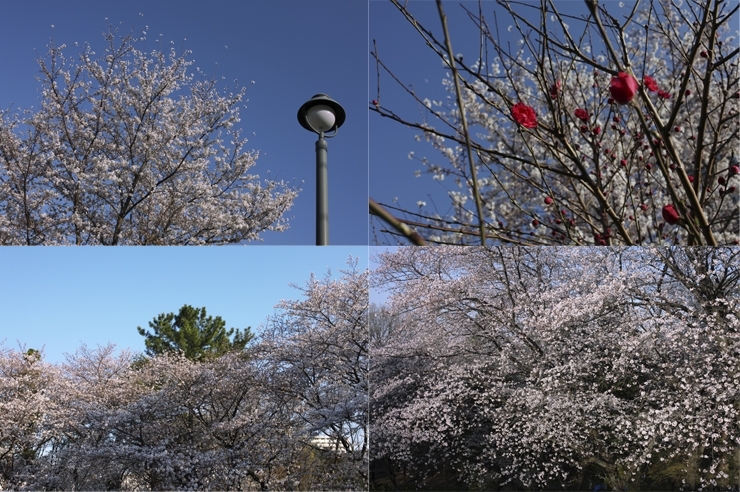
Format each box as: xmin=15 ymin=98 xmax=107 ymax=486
xmin=298 ymin=94 xmax=345 ymax=134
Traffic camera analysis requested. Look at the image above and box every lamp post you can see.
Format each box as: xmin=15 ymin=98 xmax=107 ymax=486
xmin=297 ymin=94 xmax=345 ymax=245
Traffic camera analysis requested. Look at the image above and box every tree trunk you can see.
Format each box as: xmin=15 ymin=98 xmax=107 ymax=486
xmin=686 ymin=446 xmax=699 ymax=490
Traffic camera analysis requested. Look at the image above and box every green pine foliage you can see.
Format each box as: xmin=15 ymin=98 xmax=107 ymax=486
xmin=137 ymin=304 xmax=253 ymax=361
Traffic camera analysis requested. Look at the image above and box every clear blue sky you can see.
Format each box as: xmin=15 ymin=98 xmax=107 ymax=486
xmin=368 ymin=1 xmax=638 ymax=244
xmin=0 ymin=0 xmax=367 ymax=245
xmin=369 ymin=245 xmax=396 ymax=306
xmin=0 ymin=247 xmax=367 ymax=364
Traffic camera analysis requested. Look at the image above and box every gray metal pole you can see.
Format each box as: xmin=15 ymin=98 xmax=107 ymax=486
xmin=316 ymin=134 xmax=329 ymax=245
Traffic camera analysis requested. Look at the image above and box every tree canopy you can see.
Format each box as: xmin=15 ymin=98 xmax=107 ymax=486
xmin=0 ymin=261 xmax=367 ymax=491
xmin=371 ymin=246 xmax=740 ymax=491
xmin=0 ymin=29 xmax=297 ymax=244
xmin=137 ymin=304 xmax=253 ymax=361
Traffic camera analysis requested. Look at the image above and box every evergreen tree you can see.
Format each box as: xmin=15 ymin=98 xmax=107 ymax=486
xmin=137 ymin=305 xmax=253 ymax=361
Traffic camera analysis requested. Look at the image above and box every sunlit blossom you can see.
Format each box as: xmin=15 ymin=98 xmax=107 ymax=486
xmin=511 ymin=102 xmax=537 ymax=128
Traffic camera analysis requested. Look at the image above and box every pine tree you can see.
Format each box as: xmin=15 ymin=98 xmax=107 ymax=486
xmin=137 ymin=304 xmax=253 ymax=361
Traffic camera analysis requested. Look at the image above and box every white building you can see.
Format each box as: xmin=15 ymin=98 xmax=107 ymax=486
xmin=309 ymin=435 xmax=345 ymax=452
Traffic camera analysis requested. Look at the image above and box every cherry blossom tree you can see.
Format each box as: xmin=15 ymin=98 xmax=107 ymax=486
xmin=370 ymin=0 xmax=739 ymax=246
xmin=370 ymin=246 xmax=740 ymax=490
xmin=0 ymin=262 xmax=368 ymax=491
xmin=0 ymin=344 xmax=339 ymax=491
xmin=259 ymin=258 xmax=369 ymax=490
xmin=0 ymin=28 xmax=297 ymax=244
xmin=0 ymin=346 xmax=59 ymax=489
xmin=31 ymin=344 xmax=148 ymax=490
xmin=33 ymin=346 xmax=306 ymax=491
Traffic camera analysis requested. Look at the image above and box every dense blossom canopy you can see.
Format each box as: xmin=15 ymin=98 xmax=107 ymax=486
xmin=371 ymin=246 xmax=740 ymax=491
xmin=0 ymin=260 xmax=368 ymax=490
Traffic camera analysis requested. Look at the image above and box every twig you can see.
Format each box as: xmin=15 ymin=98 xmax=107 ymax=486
xmin=369 ymin=198 xmax=427 ymax=245
xmin=436 ymin=0 xmax=487 ymax=246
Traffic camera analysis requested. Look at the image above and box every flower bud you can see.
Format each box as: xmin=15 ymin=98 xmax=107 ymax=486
xmin=662 ymin=204 xmax=680 ymax=225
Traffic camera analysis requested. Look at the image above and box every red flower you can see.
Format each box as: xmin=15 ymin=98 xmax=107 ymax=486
xmin=549 ymin=81 xmax=561 ymax=99
xmin=574 ymin=108 xmax=589 ymax=121
xmin=657 ymin=90 xmax=672 ymax=99
xmin=511 ymin=102 xmax=537 ymax=128
xmin=643 ymin=75 xmax=659 ymax=92
xmin=662 ymin=204 xmax=680 ymax=225
xmin=610 ymin=72 xmax=639 ymax=104
xmin=592 ymin=126 xmax=601 ymax=135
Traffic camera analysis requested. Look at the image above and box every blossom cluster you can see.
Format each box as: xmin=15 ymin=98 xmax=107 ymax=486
xmin=0 ymin=262 xmax=368 ymax=491
xmin=370 ymin=246 xmax=740 ymax=490
xmin=373 ymin=0 xmax=739 ymax=246
xmin=0 ymin=30 xmax=297 ymax=244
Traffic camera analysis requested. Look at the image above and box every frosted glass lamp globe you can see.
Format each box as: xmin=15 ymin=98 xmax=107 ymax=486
xmin=297 ymin=94 xmax=345 ymax=134
xmin=306 ymin=105 xmax=336 ymax=133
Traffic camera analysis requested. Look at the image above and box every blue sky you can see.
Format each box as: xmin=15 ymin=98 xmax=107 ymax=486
xmin=369 ymin=245 xmax=396 ymax=306
xmin=0 ymin=0 xmax=367 ymax=245
xmin=368 ymin=1 xmax=638 ymax=244
xmin=0 ymin=247 xmax=367 ymax=364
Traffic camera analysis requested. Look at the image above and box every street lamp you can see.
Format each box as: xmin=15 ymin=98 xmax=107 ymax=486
xmin=297 ymin=94 xmax=345 ymax=245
